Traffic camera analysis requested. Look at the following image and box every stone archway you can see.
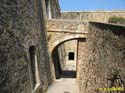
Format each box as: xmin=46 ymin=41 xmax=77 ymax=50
xmin=50 ymin=37 xmax=86 ymax=80
xmin=46 ymin=19 xmax=88 ymax=80
xmin=49 ymin=35 xmax=87 ymax=53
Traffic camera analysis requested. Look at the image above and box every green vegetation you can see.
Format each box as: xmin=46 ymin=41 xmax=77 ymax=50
xmin=108 ymin=16 xmax=125 ymax=24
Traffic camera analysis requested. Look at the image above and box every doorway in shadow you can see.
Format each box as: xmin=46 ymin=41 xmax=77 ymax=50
xmin=61 ymin=70 xmax=76 ymax=78
xmin=52 ymin=48 xmax=62 ymax=79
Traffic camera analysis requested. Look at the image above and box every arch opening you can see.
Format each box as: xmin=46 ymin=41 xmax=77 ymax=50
xmin=51 ymin=38 xmax=86 ymax=79
xmin=68 ymin=52 xmax=75 ymax=60
xmin=29 ymin=46 xmax=36 ymax=89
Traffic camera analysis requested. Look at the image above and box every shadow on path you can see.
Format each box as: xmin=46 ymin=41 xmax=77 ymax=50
xmin=61 ymin=70 xmax=76 ymax=78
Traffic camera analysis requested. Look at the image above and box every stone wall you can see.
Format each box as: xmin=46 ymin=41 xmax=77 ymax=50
xmin=0 ymin=0 xmax=52 ymax=93
xmin=78 ymin=22 xmax=125 ymax=93
xmin=58 ymin=44 xmax=67 ymax=70
xmin=77 ymin=38 xmax=86 ymax=84
xmin=46 ymin=19 xmax=88 ymax=80
xmin=62 ymin=40 xmax=77 ymax=71
xmin=61 ymin=11 xmax=125 ymax=22
xmin=46 ymin=19 xmax=88 ymax=32
xmin=46 ymin=19 xmax=88 ymax=53
xmin=57 ymin=40 xmax=78 ymax=71
xmin=50 ymin=0 xmax=61 ymax=18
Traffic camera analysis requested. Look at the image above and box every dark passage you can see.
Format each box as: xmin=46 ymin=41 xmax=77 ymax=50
xmin=29 ymin=46 xmax=36 ymax=89
xmin=52 ymin=49 xmax=62 ymax=79
xmin=61 ymin=71 xmax=76 ymax=78
xmin=68 ymin=52 xmax=75 ymax=60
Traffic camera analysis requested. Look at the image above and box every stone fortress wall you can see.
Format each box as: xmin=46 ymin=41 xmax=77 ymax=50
xmin=0 ymin=0 xmax=60 ymax=93
xmin=61 ymin=11 xmax=125 ymax=22
xmin=60 ymin=11 xmax=125 ymax=93
xmin=78 ymin=22 xmax=125 ymax=93
xmin=59 ymin=11 xmax=125 ymax=78
xmin=0 ymin=0 xmax=125 ymax=93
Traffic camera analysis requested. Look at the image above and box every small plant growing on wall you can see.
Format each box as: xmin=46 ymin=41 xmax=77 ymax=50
xmin=108 ymin=16 xmax=125 ymax=24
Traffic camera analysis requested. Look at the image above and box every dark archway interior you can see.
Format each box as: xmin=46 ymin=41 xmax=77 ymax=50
xmin=52 ymin=48 xmax=62 ymax=79
xmin=29 ymin=46 xmax=36 ymax=89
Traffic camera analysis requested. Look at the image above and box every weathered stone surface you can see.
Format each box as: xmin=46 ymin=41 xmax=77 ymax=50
xmin=0 ymin=29 xmax=31 ymax=93
xmin=1 ymin=0 xmax=125 ymax=93
xmin=78 ymin=22 xmax=125 ymax=93
xmin=58 ymin=40 xmax=78 ymax=71
xmin=46 ymin=19 xmax=88 ymax=53
xmin=77 ymin=38 xmax=86 ymax=84
xmin=61 ymin=11 xmax=125 ymax=22
xmin=46 ymin=19 xmax=88 ymax=32
xmin=0 ymin=0 xmax=53 ymax=93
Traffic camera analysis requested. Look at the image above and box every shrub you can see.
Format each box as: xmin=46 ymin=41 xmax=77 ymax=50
xmin=108 ymin=16 xmax=125 ymax=24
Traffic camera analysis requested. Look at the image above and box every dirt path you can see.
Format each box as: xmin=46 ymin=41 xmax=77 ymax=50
xmin=46 ymin=78 xmax=79 ymax=93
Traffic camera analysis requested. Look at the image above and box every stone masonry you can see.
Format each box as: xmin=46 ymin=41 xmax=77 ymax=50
xmin=0 ymin=0 xmax=60 ymax=93
xmin=0 ymin=0 xmax=125 ymax=93
xmin=78 ymin=22 xmax=125 ymax=93
xmin=61 ymin=11 xmax=125 ymax=22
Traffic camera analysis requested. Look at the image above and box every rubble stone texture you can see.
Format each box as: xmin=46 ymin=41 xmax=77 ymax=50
xmin=0 ymin=0 xmax=52 ymax=93
xmin=61 ymin=11 xmax=125 ymax=22
xmin=78 ymin=22 xmax=125 ymax=93
xmin=0 ymin=0 xmax=125 ymax=93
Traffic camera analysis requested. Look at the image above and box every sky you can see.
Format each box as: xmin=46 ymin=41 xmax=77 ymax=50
xmin=59 ymin=0 xmax=125 ymax=11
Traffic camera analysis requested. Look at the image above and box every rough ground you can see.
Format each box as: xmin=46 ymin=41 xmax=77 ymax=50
xmin=46 ymin=78 xmax=79 ymax=93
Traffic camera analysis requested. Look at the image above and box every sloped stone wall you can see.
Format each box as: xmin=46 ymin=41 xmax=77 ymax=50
xmin=78 ymin=22 xmax=125 ymax=93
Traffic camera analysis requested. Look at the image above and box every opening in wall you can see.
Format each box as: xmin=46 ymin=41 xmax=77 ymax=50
xmin=29 ymin=46 xmax=36 ymax=89
xmin=45 ymin=0 xmax=49 ymax=18
xmin=68 ymin=52 xmax=75 ymax=60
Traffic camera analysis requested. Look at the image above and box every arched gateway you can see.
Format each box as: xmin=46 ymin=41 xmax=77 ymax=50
xmin=45 ymin=19 xmax=88 ymax=79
